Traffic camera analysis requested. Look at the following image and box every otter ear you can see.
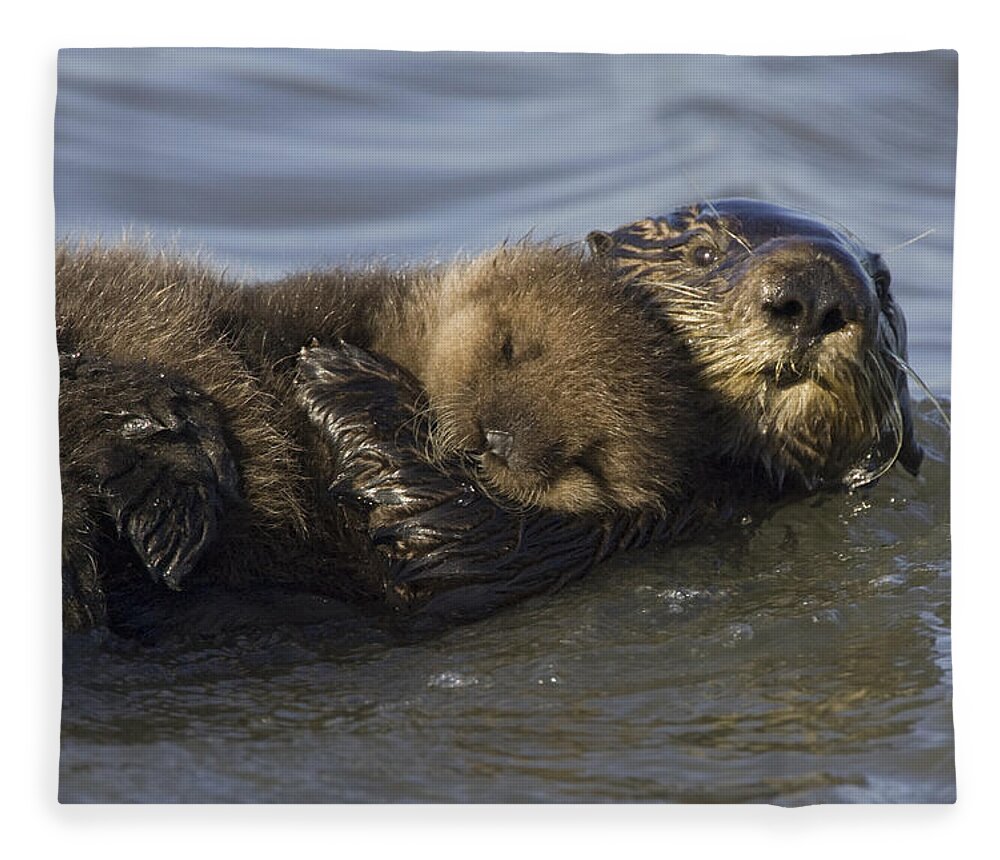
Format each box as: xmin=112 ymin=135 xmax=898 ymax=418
xmin=586 ymin=230 xmax=616 ymax=257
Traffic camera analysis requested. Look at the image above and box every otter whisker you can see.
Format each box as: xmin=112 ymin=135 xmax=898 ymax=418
xmin=850 ymin=347 xmax=906 ymax=486
xmin=656 ymin=292 xmax=713 ymax=306
xmin=883 ymin=350 xmax=950 ymax=430
xmin=699 ymin=196 xmax=755 ymax=258
xmin=646 ymin=293 xmax=711 ymax=307
xmin=662 ymin=299 xmax=721 ymax=314
xmin=653 ymin=280 xmax=710 ymax=297
xmin=398 ymin=393 xmax=438 ymax=458
xmin=469 ymin=456 xmax=537 ymax=515
xmin=884 ymin=227 xmax=936 ymax=255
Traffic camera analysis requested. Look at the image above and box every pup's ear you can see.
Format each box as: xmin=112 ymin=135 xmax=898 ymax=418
xmin=586 ymin=230 xmax=615 ymax=256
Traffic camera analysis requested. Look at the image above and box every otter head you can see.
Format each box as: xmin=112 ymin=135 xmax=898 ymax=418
xmin=412 ymin=246 xmax=691 ymax=515
xmin=589 ymin=199 xmax=923 ymax=492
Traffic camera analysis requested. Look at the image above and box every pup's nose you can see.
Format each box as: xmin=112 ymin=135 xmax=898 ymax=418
xmin=484 ymin=428 xmax=515 ymax=462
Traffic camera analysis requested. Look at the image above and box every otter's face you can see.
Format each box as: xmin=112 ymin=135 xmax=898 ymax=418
xmin=415 ymin=249 xmax=687 ymax=514
xmin=589 ymin=199 xmax=923 ymax=491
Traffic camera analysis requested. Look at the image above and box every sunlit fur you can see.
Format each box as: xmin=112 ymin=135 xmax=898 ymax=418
xmin=373 ymin=245 xmax=696 ymax=514
xmin=56 ymin=244 xmax=309 ymax=534
xmin=57 ymin=241 xmax=696 ymax=587
xmin=591 ymin=199 xmax=922 ymax=491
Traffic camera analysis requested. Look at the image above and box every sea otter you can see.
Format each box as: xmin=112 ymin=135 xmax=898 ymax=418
xmin=57 ymin=242 xmax=695 ymax=631
xmin=587 ymin=198 xmax=923 ymax=492
xmin=57 ymin=199 xmax=924 ymax=635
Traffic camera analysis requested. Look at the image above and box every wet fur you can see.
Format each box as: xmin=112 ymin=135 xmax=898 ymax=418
xmin=588 ymin=199 xmax=922 ymax=492
xmin=57 ymin=242 xmax=694 ymax=631
xmin=58 ymin=200 xmax=924 ymax=634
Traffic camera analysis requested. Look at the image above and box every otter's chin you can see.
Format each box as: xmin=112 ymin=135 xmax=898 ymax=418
xmin=763 ymin=380 xmax=879 ymax=480
xmin=421 ymin=415 xmax=594 ymax=513
xmin=723 ymin=347 xmax=902 ymax=491
xmin=426 ymin=400 xmax=639 ymax=515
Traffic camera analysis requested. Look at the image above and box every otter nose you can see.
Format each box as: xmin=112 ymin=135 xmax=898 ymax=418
xmin=762 ymin=267 xmax=858 ymax=340
xmin=484 ymin=428 xmax=515 ymax=462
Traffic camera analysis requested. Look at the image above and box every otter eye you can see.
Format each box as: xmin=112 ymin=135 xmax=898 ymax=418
xmin=691 ymin=245 xmax=718 ymax=267
xmin=500 ymin=333 xmax=514 ymax=364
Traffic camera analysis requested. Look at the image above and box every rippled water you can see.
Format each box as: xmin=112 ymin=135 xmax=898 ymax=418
xmin=55 ymin=49 xmax=955 ymax=804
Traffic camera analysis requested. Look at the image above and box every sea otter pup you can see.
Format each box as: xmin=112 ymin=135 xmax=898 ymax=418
xmin=57 ymin=243 xmax=694 ymax=631
xmin=225 ymin=244 xmax=694 ymax=515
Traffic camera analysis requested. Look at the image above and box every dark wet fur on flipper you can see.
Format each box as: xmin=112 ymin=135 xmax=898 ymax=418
xmin=59 ymin=351 xmax=240 ymax=592
xmin=293 ymin=341 xmax=447 ymax=516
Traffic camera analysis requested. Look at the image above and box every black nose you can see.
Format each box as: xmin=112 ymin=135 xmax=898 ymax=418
xmin=762 ymin=267 xmax=858 ymax=340
xmin=484 ymin=428 xmax=514 ymax=462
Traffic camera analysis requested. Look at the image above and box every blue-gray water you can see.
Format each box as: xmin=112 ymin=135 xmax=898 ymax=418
xmin=55 ymin=49 xmax=955 ymax=804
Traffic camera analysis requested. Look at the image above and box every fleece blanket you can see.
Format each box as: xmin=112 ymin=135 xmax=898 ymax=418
xmin=56 ymin=49 xmax=955 ymax=804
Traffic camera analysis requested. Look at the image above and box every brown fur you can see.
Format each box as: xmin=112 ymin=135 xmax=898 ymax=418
xmin=57 ymin=242 xmax=694 ymax=630
xmin=377 ymin=248 xmax=694 ymax=513
xmin=57 ymin=199 xmax=924 ymax=634
xmin=206 ymin=245 xmax=694 ymax=515
xmin=589 ymin=198 xmax=922 ymax=492
xmin=56 ymin=246 xmax=308 ymax=533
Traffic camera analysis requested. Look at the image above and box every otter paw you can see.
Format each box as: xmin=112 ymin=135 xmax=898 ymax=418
xmin=295 ymin=342 xmax=436 ymax=504
xmin=90 ymin=377 xmax=240 ymax=590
